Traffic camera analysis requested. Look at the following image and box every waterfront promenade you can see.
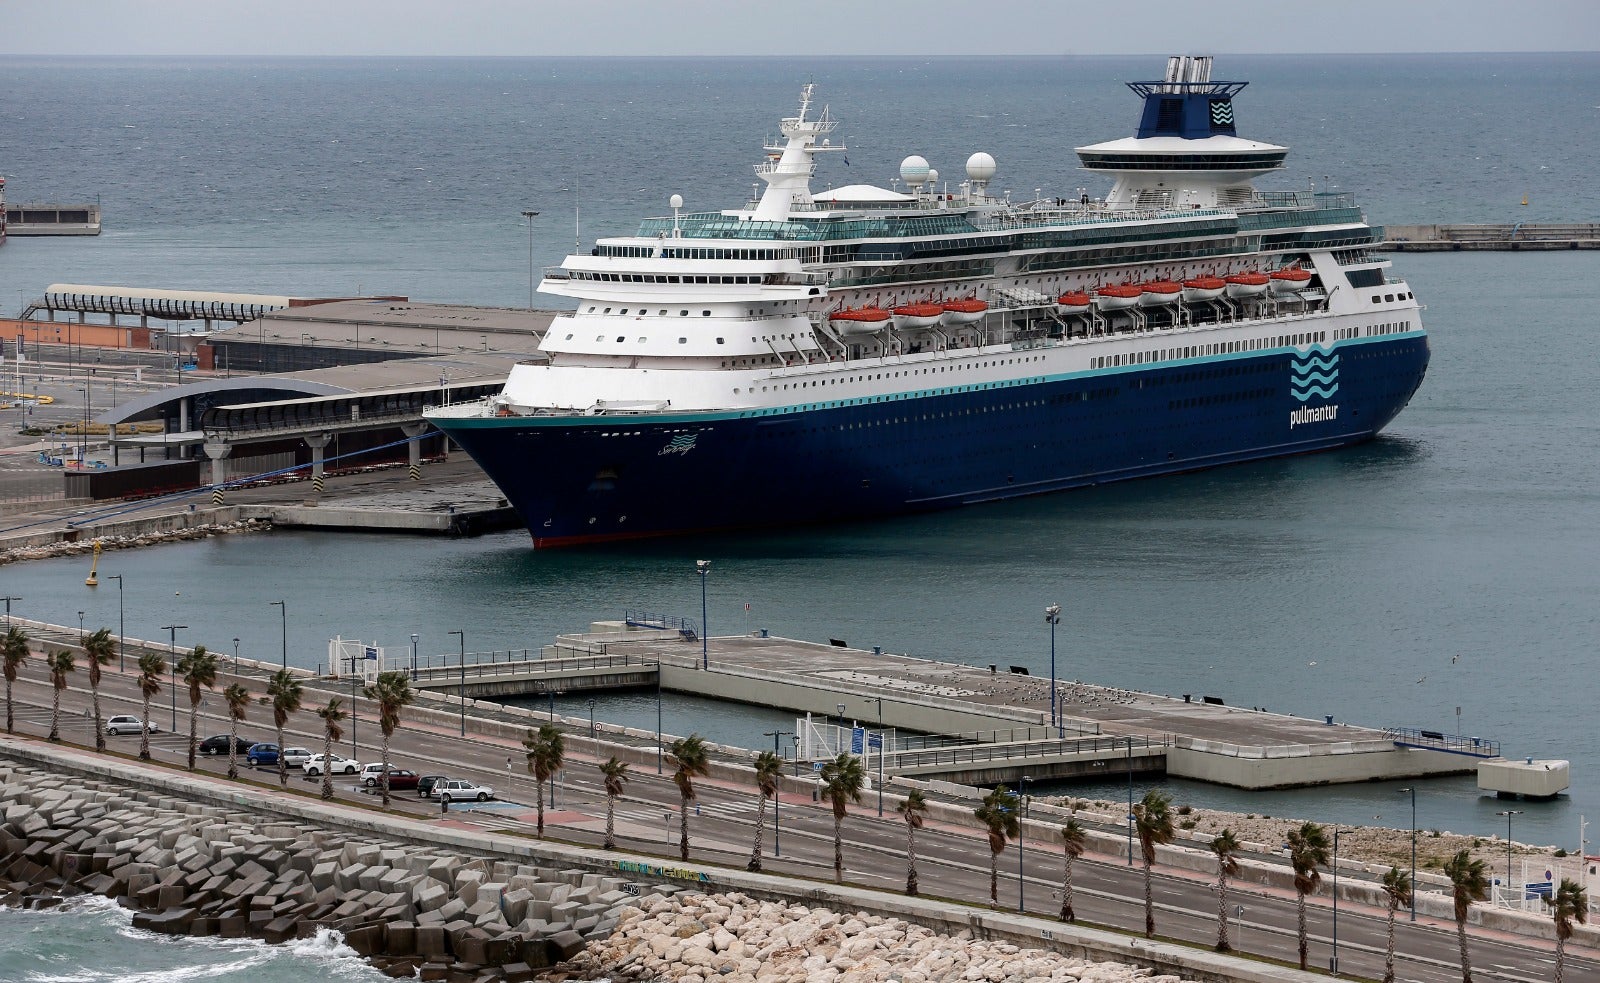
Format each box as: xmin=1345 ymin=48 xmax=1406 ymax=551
xmin=0 ymin=629 xmax=1588 ymax=983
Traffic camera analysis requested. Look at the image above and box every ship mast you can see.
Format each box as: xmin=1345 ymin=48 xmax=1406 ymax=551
xmin=751 ymin=83 xmax=844 ymax=222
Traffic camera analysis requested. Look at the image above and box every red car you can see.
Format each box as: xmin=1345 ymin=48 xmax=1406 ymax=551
xmin=362 ymin=768 xmax=420 ymax=791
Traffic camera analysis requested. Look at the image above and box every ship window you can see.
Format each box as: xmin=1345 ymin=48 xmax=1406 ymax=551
xmin=638 ymin=337 xmax=646 ymax=343
xmin=596 ymin=335 xmax=605 ymax=341
xmin=565 ymin=333 xmax=573 ymax=340
xmin=586 ymin=306 xmax=595 ymax=313
xmin=659 ymin=310 xmax=667 ymax=316
xmin=680 ymin=310 xmax=688 ymax=316
xmin=620 ymin=309 xmax=629 ymax=315
xmin=679 ymin=338 xmax=687 ymax=344
xmin=716 ymin=337 xmax=725 ymax=344
xmin=616 ymin=336 xmax=625 ymax=342
xmin=1385 ymin=294 xmax=1394 ymax=302
xmin=603 ymin=308 xmax=612 ymax=314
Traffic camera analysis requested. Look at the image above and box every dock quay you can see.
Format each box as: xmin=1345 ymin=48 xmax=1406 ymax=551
xmin=414 ymin=623 xmax=1493 ymax=790
xmin=5 ymin=201 xmax=102 ymax=235
xmin=1384 ymin=222 xmax=1600 ymax=250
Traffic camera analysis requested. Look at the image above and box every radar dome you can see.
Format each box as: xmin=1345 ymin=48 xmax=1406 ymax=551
xmin=926 ymin=168 xmax=939 ymax=187
xmin=966 ymin=152 xmax=997 ymax=182
xmin=669 ymin=194 xmax=684 ymax=209
xmin=900 ymin=155 xmax=931 ymax=187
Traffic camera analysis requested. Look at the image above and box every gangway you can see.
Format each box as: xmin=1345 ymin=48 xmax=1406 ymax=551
xmin=1384 ymin=727 xmax=1501 ymax=758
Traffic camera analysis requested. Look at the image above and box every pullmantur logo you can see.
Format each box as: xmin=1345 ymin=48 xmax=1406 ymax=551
xmin=1289 ymin=348 xmax=1339 ymax=429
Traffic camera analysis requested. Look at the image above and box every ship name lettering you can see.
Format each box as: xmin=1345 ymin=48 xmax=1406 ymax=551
xmin=1289 ymin=404 xmax=1339 ymax=429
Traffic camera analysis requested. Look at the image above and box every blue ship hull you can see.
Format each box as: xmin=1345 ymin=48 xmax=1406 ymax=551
xmin=437 ymin=335 xmax=1429 ymax=547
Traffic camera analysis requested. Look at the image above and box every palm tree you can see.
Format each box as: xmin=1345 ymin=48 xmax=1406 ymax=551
xmin=83 ymin=628 xmax=115 ymax=752
xmin=1380 ymin=865 xmax=1413 ymax=983
xmin=362 ymin=671 xmax=414 ymax=808
xmin=899 ymin=789 xmax=929 ymax=896
xmin=314 ymin=698 xmax=346 ymax=800
xmin=820 ymin=753 xmax=867 ymax=885
xmin=598 ymin=757 xmax=629 ymax=850
xmin=176 ymin=644 xmax=218 ymax=770
xmin=747 ymin=750 xmax=782 ymax=872
xmin=3 ymin=626 xmax=30 ymax=735
xmin=523 ymin=723 xmax=566 ymax=837
xmin=1287 ymin=821 xmax=1332 ymax=971
xmin=1443 ymin=848 xmax=1489 ymax=983
xmin=1133 ymin=790 xmax=1175 ymax=938
xmin=262 ymin=669 xmax=303 ymax=787
xmin=1059 ymin=816 xmax=1087 ymax=922
xmin=223 ymin=683 xmax=250 ymax=779
xmin=1211 ymin=828 xmax=1242 ymax=952
xmin=1550 ymin=876 xmax=1588 ymax=983
xmin=668 ymin=734 xmax=710 ymax=862
xmin=135 ymin=652 xmax=165 ymax=761
xmin=45 ymin=649 xmax=76 ymax=742
xmin=975 ymin=785 xmax=1021 ymax=907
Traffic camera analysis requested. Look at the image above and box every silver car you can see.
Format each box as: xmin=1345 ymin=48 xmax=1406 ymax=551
xmin=105 ymin=715 xmax=158 ymax=736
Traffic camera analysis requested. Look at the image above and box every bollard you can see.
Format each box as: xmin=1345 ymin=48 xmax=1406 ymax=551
xmin=440 ymin=797 xmax=448 ymax=815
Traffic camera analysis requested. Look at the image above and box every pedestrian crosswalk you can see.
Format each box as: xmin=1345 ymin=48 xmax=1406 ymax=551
xmin=611 ymin=797 xmax=760 ymax=825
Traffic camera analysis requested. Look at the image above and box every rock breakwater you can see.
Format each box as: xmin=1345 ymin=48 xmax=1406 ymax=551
xmin=572 ymin=892 xmax=1203 ymax=983
xmin=0 ymin=760 xmax=683 ymax=981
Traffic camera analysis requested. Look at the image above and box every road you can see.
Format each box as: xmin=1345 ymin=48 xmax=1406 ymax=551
xmin=2 ymin=665 xmax=1587 ymax=983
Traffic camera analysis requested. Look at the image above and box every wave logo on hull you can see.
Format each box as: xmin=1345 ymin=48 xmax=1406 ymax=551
xmin=658 ymin=433 xmax=698 ymax=457
xmin=1290 ymin=349 xmax=1339 ymax=403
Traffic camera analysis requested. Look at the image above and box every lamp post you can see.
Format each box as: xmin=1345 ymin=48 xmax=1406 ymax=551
xmin=1497 ymin=810 xmax=1523 ymax=897
xmin=1331 ymin=828 xmax=1342 ymax=976
xmin=655 ymin=661 xmax=663 ymax=775
xmin=1045 ymin=604 xmax=1061 ymax=736
xmin=1 ymin=594 xmax=19 ymax=628
xmin=351 ymin=670 xmax=359 ymax=759
xmin=106 ymin=577 xmax=123 ymax=671
xmin=586 ymin=698 xmax=596 ymax=742
xmin=1019 ymin=775 xmax=1033 ymax=913
xmin=232 ymin=638 xmax=239 ymax=676
xmin=78 ymin=611 xmax=85 ymax=647
xmin=1400 ymin=786 xmax=1417 ymax=921
xmin=410 ymin=633 xmax=419 ymax=680
xmin=447 ymin=630 xmax=465 ymax=736
xmin=764 ymin=729 xmax=793 ymax=858
xmin=269 ymin=600 xmax=286 ymax=669
xmin=1126 ymin=736 xmax=1135 ymax=867
xmin=520 ymin=210 xmax=540 ymax=310
xmin=696 ymin=560 xmax=711 ymax=669
xmin=864 ymin=696 xmax=885 ymax=816
xmin=161 ymin=624 xmax=186 ymax=732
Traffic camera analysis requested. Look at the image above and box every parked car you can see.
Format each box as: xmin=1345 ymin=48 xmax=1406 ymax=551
xmin=363 ymin=768 xmax=420 ymax=791
xmin=281 ymin=747 xmax=312 ymax=769
xmin=358 ymin=762 xmax=394 ymax=784
xmin=416 ymin=775 xmax=447 ymax=799
xmin=428 ymin=779 xmax=494 ymax=803
xmin=246 ymin=743 xmax=281 ymax=766
xmin=303 ymin=753 xmax=360 ymax=776
xmin=105 ymin=715 xmax=158 ymax=736
xmin=198 ymin=734 xmax=255 ymax=756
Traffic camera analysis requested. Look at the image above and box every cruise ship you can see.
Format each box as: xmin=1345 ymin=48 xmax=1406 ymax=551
xmin=426 ymin=56 xmax=1429 ymax=548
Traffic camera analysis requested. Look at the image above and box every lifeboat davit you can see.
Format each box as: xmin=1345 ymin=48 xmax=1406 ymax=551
xmin=1269 ymin=266 xmax=1313 ymax=294
xmin=1181 ymin=276 xmax=1226 ymax=302
xmin=828 ymin=306 xmax=890 ymax=336
xmin=939 ymin=297 xmax=988 ymax=326
xmin=1138 ymin=280 xmax=1183 ymax=307
xmin=1056 ymin=290 xmax=1092 ymax=315
xmin=1224 ymin=271 xmax=1270 ymax=299
xmin=891 ymin=302 xmax=944 ymax=330
xmin=1093 ymin=284 xmax=1142 ymax=311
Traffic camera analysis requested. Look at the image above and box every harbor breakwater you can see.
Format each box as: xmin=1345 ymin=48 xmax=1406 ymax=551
xmin=0 ymin=744 xmax=1284 ymax=983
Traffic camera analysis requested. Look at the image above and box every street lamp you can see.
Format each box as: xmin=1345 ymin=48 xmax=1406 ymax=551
xmin=1331 ymin=828 xmax=1342 ymax=976
xmin=447 ymin=630 xmax=465 ymax=736
xmin=1497 ymin=810 xmax=1524 ymax=897
xmin=520 ymin=210 xmax=540 ymax=310
xmin=1126 ymin=736 xmax=1135 ymax=867
xmin=161 ymin=624 xmax=186 ymax=732
xmin=1019 ymin=775 xmax=1033 ymax=913
xmin=78 ymin=611 xmax=85 ymax=645
xmin=696 ymin=560 xmax=711 ymax=669
xmin=410 ymin=633 xmax=419 ymax=679
xmin=269 ymin=600 xmax=286 ymax=669
xmin=586 ymin=698 xmax=596 ymax=742
xmin=232 ymin=638 xmax=239 ymax=676
xmin=866 ymin=696 xmax=884 ymax=817
xmin=654 ymin=661 xmax=663 ymax=775
xmin=106 ymin=577 xmax=123 ymax=671
xmin=1045 ymin=604 xmax=1061 ymax=736
xmin=764 ymin=729 xmax=793 ymax=858
xmin=1 ymin=595 xmax=19 ymax=628
xmin=1400 ymin=786 xmax=1417 ymax=921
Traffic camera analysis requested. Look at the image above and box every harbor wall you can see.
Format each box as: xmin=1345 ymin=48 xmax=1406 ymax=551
xmin=1167 ymin=740 xmax=1473 ymax=789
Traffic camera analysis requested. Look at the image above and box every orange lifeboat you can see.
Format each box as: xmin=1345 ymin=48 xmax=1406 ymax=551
xmin=1269 ymin=265 xmax=1313 ymax=294
xmin=1138 ymin=280 xmax=1183 ymax=307
xmin=939 ymin=296 xmax=988 ymax=326
xmin=891 ymin=302 xmax=944 ymax=330
xmin=1056 ymin=290 xmax=1092 ymax=315
xmin=1093 ymin=284 xmax=1142 ymax=311
xmin=1224 ymin=271 xmax=1270 ymax=299
xmin=828 ymin=306 xmax=890 ymax=336
xmin=1181 ymin=276 xmax=1226 ymax=302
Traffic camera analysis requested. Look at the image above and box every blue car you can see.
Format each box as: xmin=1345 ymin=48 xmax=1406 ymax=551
xmin=246 ymin=743 xmax=280 ymax=766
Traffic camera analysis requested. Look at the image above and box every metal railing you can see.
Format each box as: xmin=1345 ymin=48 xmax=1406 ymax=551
xmin=411 ymin=649 xmax=658 ymax=681
xmin=885 ymin=733 xmax=1170 ymax=770
xmin=1383 ymin=727 xmax=1500 ymax=758
xmin=623 ymin=610 xmax=697 ymax=637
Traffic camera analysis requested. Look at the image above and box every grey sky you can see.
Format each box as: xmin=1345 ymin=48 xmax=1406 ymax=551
xmin=6 ymin=0 xmax=1597 ymax=56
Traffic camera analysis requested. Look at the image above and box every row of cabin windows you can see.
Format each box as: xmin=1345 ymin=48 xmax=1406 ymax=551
xmin=587 ymin=307 xmax=712 ymax=317
xmin=574 ymin=272 xmax=771 ymax=284
xmin=565 ymin=333 xmax=728 ymax=345
xmin=1366 ymin=320 xmax=1412 ymax=337
xmin=1372 ymin=291 xmax=1413 ymax=303
xmin=660 ymin=247 xmax=794 ymax=260
xmin=1091 ymin=331 xmax=1327 ymax=369
xmin=755 ymin=356 xmax=1047 ymax=393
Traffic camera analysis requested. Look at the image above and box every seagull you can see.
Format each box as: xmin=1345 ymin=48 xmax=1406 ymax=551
xmin=1416 ymin=675 xmax=1427 ymax=684
xmin=1308 ymin=661 xmax=1318 ymax=667
xmin=1451 ymin=653 xmax=1460 ymax=664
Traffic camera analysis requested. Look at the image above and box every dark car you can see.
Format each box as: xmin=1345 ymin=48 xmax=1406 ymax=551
xmin=363 ymin=768 xmax=420 ymax=791
xmin=416 ymin=775 xmax=446 ymax=799
xmin=199 ymin=734 xmax=255 ymax=756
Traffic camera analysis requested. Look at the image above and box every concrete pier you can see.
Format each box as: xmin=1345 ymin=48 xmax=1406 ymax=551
xmin=1384 ymin=222 xmax=1600 ymax=251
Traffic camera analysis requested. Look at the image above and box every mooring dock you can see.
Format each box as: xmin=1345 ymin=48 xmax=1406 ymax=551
xmin=411 ymin=624 xmax=1492 ymax=789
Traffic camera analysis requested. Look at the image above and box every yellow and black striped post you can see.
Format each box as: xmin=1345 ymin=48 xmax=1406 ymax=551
xmin=408 ymin=464 xmax=420 ymax=481
xmin=313 ymin=474 xmax=325 ymax=493
xmin=212 ymin=486 xmax=225 ymax=506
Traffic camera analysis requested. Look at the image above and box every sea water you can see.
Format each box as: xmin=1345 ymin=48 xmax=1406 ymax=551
xmin=2 ymin=53 xmax=1597 ymax=977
